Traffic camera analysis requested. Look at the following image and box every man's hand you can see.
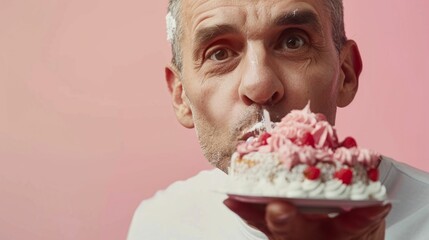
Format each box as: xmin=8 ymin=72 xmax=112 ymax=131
xmin=224 ymin=198 xmax=391 ymax=240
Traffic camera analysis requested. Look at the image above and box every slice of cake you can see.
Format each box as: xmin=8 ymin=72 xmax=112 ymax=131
xmin=227 ymin=104 xmax=387 ymax=201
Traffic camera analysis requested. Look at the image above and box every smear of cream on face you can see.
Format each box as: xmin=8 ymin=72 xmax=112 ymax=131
xmin=292 ymin=8 xmax=299 ymax=17
xmin=263 ymin=108 xmax=272 ymax=132
xmin=245 ymin=109 xmax=273 ymax=138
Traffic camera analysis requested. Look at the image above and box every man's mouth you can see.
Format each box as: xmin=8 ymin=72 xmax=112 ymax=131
xmin=238 ymin=122 xmax=266 ymax=143
xmin=237 ymin=108 xmax=278 ymax=144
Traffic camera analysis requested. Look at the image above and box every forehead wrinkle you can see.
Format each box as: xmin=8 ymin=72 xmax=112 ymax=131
xmin=183 ymin=1 xmax=330 ymax=62
xmin=181 ymin=1 xmax=218 ymax=49
xmin=186 ymin=3 xmax=246 ymax=62
xmin=188 ymin=1 xmax=245 ymax=33
xmin=274 ymin=9 xmax=324 ymax=36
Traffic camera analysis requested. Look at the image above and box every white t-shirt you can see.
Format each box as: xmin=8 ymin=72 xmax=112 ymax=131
xmin=127 ymin=157 xmax=429 ymax=240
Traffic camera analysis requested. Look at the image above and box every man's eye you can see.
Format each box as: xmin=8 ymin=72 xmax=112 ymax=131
xmin=280 ymin=34 xmax=307 ymax=51
xmin=208 ymin=49 xmax=232 ymax=61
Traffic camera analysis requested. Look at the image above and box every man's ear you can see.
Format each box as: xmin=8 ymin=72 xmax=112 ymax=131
xmin=336 ymin=40 xmax=363 ymax=107
xmin=165 ymin=65 xmax=194 ymax=128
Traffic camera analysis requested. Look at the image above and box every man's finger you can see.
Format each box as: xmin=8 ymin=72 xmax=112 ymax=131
xmin=223 ymin=198 xmax=266 ymax=224
xmin=265 ymin=201 xmax=318 ymax=237
xmin=333 ymin=203 xmax=391 ymax=235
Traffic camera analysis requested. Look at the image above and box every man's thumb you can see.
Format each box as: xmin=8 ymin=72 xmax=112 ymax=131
xmin=265 ymin=201 xmax=298 ymax=235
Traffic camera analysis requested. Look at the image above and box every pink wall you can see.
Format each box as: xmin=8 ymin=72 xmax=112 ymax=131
xmin=0 ymin=1 xmax=428 ymax=239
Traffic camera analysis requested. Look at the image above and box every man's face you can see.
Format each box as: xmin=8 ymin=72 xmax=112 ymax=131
xmin=167 ymin=0 xmax=360 ymax=171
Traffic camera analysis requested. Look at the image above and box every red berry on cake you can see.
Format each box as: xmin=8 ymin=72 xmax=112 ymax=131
xmin=334 ymin=168 xmax=353 ymax=185
xmin=229 ymin=103 xmax=386 ymax=200
xmin=341 ymin=137 xmax=357 ymax=148
xmin=304 ymin=166 xmax=321 ymax=180
xmin=301 ymin=132 xmax=315 ymax=147
xmin=315 ymin=113 xmax=327 ymax=121
xmin=367 ymin=168 xmax=379 ymax=181
xmin=260 ymin=132 xmax=271 ymax=145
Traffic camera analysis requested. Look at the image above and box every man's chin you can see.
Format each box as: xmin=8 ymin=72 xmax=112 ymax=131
xmin=204 ymin=151 xmax=232 ymax=173
xmin=216 ymin=158 xmax=230 ymax=173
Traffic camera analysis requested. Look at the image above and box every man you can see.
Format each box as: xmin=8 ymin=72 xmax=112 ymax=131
xmin=128 ymin=0 xmax=429 ymax=239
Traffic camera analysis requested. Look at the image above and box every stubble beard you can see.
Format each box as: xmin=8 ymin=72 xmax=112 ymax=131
xmin=192 ymin=105 xmax=262 ymax=173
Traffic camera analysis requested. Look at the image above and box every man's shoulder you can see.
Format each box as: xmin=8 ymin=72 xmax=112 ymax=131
xmin=127 ymin=169 xmax=233 ymax=239
xmin=151 ymin=168 xmax=226 ymax=197
xmin=382 ymin=156 xmax=429 ymax=184
xmin=382 ymin=156 xmax=429 ymax=238
xmin=135 ymin=168 xmax=226 ymax=212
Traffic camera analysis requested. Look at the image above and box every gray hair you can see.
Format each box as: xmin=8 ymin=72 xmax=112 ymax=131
xmin=324 ymin=0 xmax=347 ymax=52
xmin=166 ymin=0 xmax=346 ymax=71
xmin=166 ymin=0 xmax=183 ymax=70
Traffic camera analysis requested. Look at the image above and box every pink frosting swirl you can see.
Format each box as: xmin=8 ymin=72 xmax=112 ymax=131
xmin=277 ymin=142 xmax=316 ymax=170
xmin=315 ymin=148 xmax=334 ymax=162
xmin=266 ymin=134 xmax=288 ymax=152
xmin=356 ymin=149 xmax=381 ymax=168
xmin=311 ymin=121 xmax=339 ymax=149
xmin=280 ymin=104 xmax=318 ymax=126
xmin=236 ymin=140 xmax=262 ymax=156
xmin=333 ymin=147 xmax=358 ymax=166
xmin=274 ymin=121 xmax=312 ymax=143
xmin=273 ymin=104 xmax=320 ymax=147
xmin=235 ymin=102 xmax=381 ymax=169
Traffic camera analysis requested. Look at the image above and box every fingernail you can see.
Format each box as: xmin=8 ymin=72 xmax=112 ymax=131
xmin=374 ymin=204 xmax=392 ymax=220
xmin=382 ymin=204 xmax=392 ymax=213
xmin=272 ymin=213 xmax=290 ymax=225
xmin=382 ymin=204 xmax=392 ymax=215
xmin=223 ymin=199 xmax=237 ymax=210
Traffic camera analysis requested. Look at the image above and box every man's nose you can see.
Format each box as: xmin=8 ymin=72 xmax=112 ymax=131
xmin=239 ymin=43 xmax=284 ymax=106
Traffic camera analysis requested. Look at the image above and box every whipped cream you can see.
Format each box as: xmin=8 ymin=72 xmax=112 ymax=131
xmin=228 ymin=161 xmax=387 ymax=200
xmin=228 ymin=103 xmax=386 ymax=201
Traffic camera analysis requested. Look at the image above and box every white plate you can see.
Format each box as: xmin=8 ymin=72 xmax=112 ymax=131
xmin=226 ymin=193 xmax=388 ymax=214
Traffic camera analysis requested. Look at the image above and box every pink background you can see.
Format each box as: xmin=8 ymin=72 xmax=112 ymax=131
xmin=1 ymin=0 xmax=428 ymax=239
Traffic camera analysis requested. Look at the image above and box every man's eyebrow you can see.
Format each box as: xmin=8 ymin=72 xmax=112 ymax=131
xmin=274 ymin=10 xmax=323 ymax=33
xmin=193 ymin=24 xmax=238 ymax=60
